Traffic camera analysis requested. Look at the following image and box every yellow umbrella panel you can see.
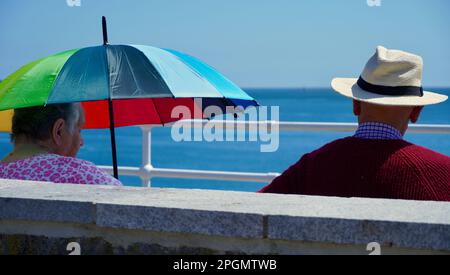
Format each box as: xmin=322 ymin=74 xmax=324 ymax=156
xmin=0 ymin=110 xmax=13 ymax=132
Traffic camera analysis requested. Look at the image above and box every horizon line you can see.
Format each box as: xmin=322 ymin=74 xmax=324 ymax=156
xmin=242 ymin=86 xmax=450 ymax=90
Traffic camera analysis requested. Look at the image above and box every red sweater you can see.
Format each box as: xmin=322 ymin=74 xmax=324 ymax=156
xmin=259 ymin=137 xmax=450 ymax=201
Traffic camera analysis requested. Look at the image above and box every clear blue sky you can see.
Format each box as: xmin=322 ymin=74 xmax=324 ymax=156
xmin=1 ymin=0 xmax=449 ymax=88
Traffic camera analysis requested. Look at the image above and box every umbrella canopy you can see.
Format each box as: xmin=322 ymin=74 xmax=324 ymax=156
xmin=0 ymin=44 xmax=256 ymax=128
xmin=0 ymin=17 xmax=258 ymax=179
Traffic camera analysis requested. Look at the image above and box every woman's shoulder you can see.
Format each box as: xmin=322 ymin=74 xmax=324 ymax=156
xmin=2 ymin=153 xmax=94 ymax=169
xmin=48 ymin=155 xmax=122 ymax=186
xmin=42 ymin=153 xmax=97 ymax=167
xmin=40 ymin=154 xmax=114 ymax=176
xmin=1 ymin=154 xmax=122 ymax=186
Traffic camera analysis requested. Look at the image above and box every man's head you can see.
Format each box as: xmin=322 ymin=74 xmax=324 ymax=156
xmin=332 ymin=46 xmax=447 ymax=134
xmin=352 ymin=100 xmax=423 ymax=135
xmin=11 ymin=103 xmax=85 ymax=157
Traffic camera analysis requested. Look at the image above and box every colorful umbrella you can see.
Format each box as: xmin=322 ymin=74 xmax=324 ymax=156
xmin=0 ymin=17 xmax=258 ymax=179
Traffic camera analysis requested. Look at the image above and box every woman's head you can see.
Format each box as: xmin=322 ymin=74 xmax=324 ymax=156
xmin=11 ymin=103 xmax=85 ymax=157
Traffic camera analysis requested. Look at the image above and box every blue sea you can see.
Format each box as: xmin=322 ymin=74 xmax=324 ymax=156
xmin=1 ymin=88 xmax=449 ymax=192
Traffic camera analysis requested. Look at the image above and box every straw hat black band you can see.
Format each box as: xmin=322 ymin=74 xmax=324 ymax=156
xmin=357 ymin=76 xmax=424 ymax=97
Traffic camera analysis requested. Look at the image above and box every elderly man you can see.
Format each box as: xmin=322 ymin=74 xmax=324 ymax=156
xmin=260 ymin=46 xmax=450 ymax=201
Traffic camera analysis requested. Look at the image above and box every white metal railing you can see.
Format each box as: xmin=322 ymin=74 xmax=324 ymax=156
xmin=98 ymin=120 xmax=450 ymax=187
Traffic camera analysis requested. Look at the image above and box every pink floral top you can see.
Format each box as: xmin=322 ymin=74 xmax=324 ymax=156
xmin=0 ymin=154 xmax=122 ymax=186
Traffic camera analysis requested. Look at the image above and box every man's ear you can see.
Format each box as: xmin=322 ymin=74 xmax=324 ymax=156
xmin=410 ymin=106 xmax=424 ymax=123
xmin=52 ymin=118 xmax=66 ymax=146
xmin=353 ymin=100 xmax=361 ymax=116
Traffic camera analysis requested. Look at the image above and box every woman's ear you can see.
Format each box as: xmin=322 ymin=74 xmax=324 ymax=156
xmin=353 ymin=100 xmax=361 ymax=116
xmin=410 ymin=106 xmax=424 ymax=123
xmin=51 ymin=118 xmax=66 ymax=146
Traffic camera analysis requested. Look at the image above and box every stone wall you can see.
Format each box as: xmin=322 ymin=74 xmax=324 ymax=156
xmin=0 ymin=179 xmax=449 ymax=255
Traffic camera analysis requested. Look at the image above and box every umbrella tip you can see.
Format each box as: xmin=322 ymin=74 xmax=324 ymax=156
xmin=102 ymin=16 xmax=108 ymax=45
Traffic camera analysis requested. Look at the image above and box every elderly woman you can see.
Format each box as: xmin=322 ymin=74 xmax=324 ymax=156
xmin=0 ymin=103 xmax=122 ymax=186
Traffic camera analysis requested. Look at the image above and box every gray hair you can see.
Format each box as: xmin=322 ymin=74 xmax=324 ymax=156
xmin=11 ymin=103 xmax=82 ymax=144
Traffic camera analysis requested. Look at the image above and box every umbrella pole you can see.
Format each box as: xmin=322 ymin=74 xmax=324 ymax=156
xmin=108 ymin=99 xmax=119 ymax=179
xmin=103 ymin=16 xmax=119 ymax=179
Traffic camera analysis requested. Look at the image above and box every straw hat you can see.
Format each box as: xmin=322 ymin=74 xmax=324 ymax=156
xmin=331 ymin=46 xmax=448 ymax=106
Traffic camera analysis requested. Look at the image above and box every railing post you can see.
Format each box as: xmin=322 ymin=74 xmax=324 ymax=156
xmin=140 ymin=125 xmax=153 ymax=187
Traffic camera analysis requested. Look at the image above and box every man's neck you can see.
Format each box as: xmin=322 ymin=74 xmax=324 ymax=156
xmin=358 ymin=118 xmax=408 ymax=135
